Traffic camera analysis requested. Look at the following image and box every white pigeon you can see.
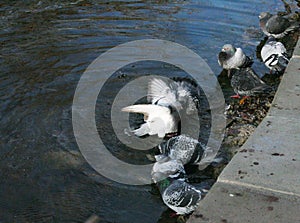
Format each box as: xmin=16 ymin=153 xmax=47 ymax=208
xmin=218 ymin=44 xmax=253 ymax=72
xmin=122 ymin=78 xmax=200 ymax=138
xmin=151 ymin=158 xmax=204 ymax=215
xmin=261 ymin=37 xmax=289 ymax=73
xmin=121 ymin=104 xmax=178 ymax=138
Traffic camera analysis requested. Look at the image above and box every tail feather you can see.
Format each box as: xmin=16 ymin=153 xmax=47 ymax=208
xmin=273 ymin=56 xmax=289 ymax=73
xmin=277 ymin=56 xmax=289 ymax=67
xmin=251 ymin=84 xmax=274 ymax=95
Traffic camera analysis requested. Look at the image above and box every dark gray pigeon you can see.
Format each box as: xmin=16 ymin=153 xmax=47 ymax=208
xmin=230 ymin=67 xmax=273 ymax=98
xmin=259 ymin=12 xmax=299 ymax=38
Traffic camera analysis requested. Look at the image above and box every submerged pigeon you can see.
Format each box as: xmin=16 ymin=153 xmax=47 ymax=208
xmin=218 ymin=44 xmax=253 ymax=74
xmin=122 ymin=78 xmax=200 ymax=138
xmin=230 ymin=67 xmax=273 ymax=98
xmin=259 ymin=12 xmax=299 ymax=39
xmin=156 ymin=134 xmax=210 ymax=165
xmin=151 ymin=158 xmax=205 ymax=215
xmin=261 ymin=37 xmax=289 ymax=73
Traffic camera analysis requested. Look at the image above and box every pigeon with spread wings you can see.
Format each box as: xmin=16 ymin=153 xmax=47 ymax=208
xmin=122 ymin=78 xmax=200 ymax=138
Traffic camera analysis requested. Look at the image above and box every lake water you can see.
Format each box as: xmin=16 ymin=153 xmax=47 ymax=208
xmin=0 ymin=0 xmax=292 ymax=222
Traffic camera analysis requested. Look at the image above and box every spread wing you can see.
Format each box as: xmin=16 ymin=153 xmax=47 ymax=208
xmin=121 ymin=104 xmax=170 ymax=120
xmin=147 ymin=78 xmax=178 ymax=106
xmin=148 ymin=78 xmax=199 ymax=114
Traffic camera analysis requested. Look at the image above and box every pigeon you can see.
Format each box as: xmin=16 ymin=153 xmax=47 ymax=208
xmin=121 ymin=104 xmax=178 ymax=138
xmin=151 ymin=158 xmax=205 ymax=215
xmin=261 ymin=37 xmax=289 ymax=73
xmin=148 ymin=78 xmax=200 ymax=116
xmin=159 ymin=179 xmax=204 ymax=215
xmin=230 ymin=67 xmax=273 ymax=98
xmin=155 ymin=134 xmax=210 ymax=165
xmin=218 ymin=44 xmax=253 ymax=74
xmin=151 ymin=157 xmax=186 ymax=184
xmin=122 ymin=78 xmax=200 ymax=138
xmin=259 ymin=12 xmax=299 ymax=39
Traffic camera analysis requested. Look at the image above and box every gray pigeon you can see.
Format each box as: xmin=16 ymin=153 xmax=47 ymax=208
xmin=218 ymin=44 xmax=253 ymax=73
xmin=151 ymin=158 xmax=205 ymax=215
xmin=259 ymin=12 xmax=299 ymax=38
xmin=230 ymin=67 xmax=273 ymax=98
xmin=261 ymin=37 xmax=289 ymax=73
xmin=122 ymin=78 xmax=200 ymax=138
xmin=159 ymin=179 xmax=204 ymax=215
xmin=156 ymin=134 xmax=210 ymax=165
xmin=151 ymin=158 xmax=186 ymax=184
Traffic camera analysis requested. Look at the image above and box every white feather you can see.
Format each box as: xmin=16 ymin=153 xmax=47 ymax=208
xmin=121 ymin=104 xmax=177 ymax=138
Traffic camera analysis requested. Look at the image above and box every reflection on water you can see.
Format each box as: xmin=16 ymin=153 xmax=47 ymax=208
xmin=0 ymin=0 xmax=290 ymax=222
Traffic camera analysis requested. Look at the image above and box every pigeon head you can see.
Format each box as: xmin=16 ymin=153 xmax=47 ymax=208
xmin=221 ymin=44 xmax=236 ymax=56
xmin=259 ymin=12 xmax=272 ymax=20
xmin=259 ymin=12 xmax=272 ymax=29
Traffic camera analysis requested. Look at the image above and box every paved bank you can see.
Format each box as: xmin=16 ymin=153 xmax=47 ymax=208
xmin=188 ymin=38 xmax=300 ymax=223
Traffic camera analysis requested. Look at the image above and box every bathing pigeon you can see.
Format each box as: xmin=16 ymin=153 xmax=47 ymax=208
xmin=159 ymin=178 xmax=204 ymax=215
xmin=155 ymin=134 xmax=210 ymax=165
xmin=218 ymin=44 xmax=253 ymax=74
xmin=122 ymin=78 xmax=200 ymax=138
xmin=151 ymin=157 xmax=186 ymax=184
xmin=230 ymin=67 xmax=273 ymax=98
xmin=259 ymin=12 xmax=299 ymax=39
xmin=121 ymin=104 xmax=178 ymax=138
xmin=151 ymin=158 xmax=204 ymax=215
xmin=148 ymin=78 xmax=200 ymax=116
xmin=261 ymin=37 xmax=289 ymax=73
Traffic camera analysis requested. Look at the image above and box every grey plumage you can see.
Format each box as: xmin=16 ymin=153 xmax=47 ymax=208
xmin=157 ymin=134 xmax=209 ymax=165
xmin=151 ymin=158 xmax=186 ymax=184
xmin=259 ymin=12 xmax=299 ymax=38
xmin=160 ymin=179 xmax=203 ymax=215
xmin=151 ymin=158 xmax=204 ymax=215
xmin=218 ymin=44 xmax=253 ymax=71
xmin=230 ymin=67 xmax=273 ymax=97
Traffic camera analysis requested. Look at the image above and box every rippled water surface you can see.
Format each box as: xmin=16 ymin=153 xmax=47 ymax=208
xmin=0 ymin=0 xmax=292 ymax=222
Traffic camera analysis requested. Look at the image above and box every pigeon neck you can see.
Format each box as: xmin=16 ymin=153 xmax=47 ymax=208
xmin=157 ymin=178 xmax=171 ymax=192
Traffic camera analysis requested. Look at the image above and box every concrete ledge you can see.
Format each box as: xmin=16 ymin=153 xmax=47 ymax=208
xmin=189 ymin=182 xmax=300 ymax=223
xmin=188 ymin=38 xmax=300 ymax=223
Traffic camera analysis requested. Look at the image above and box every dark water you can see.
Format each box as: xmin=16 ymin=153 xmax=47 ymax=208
xmin=0 ymin=0 xmax=292 ymax=222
